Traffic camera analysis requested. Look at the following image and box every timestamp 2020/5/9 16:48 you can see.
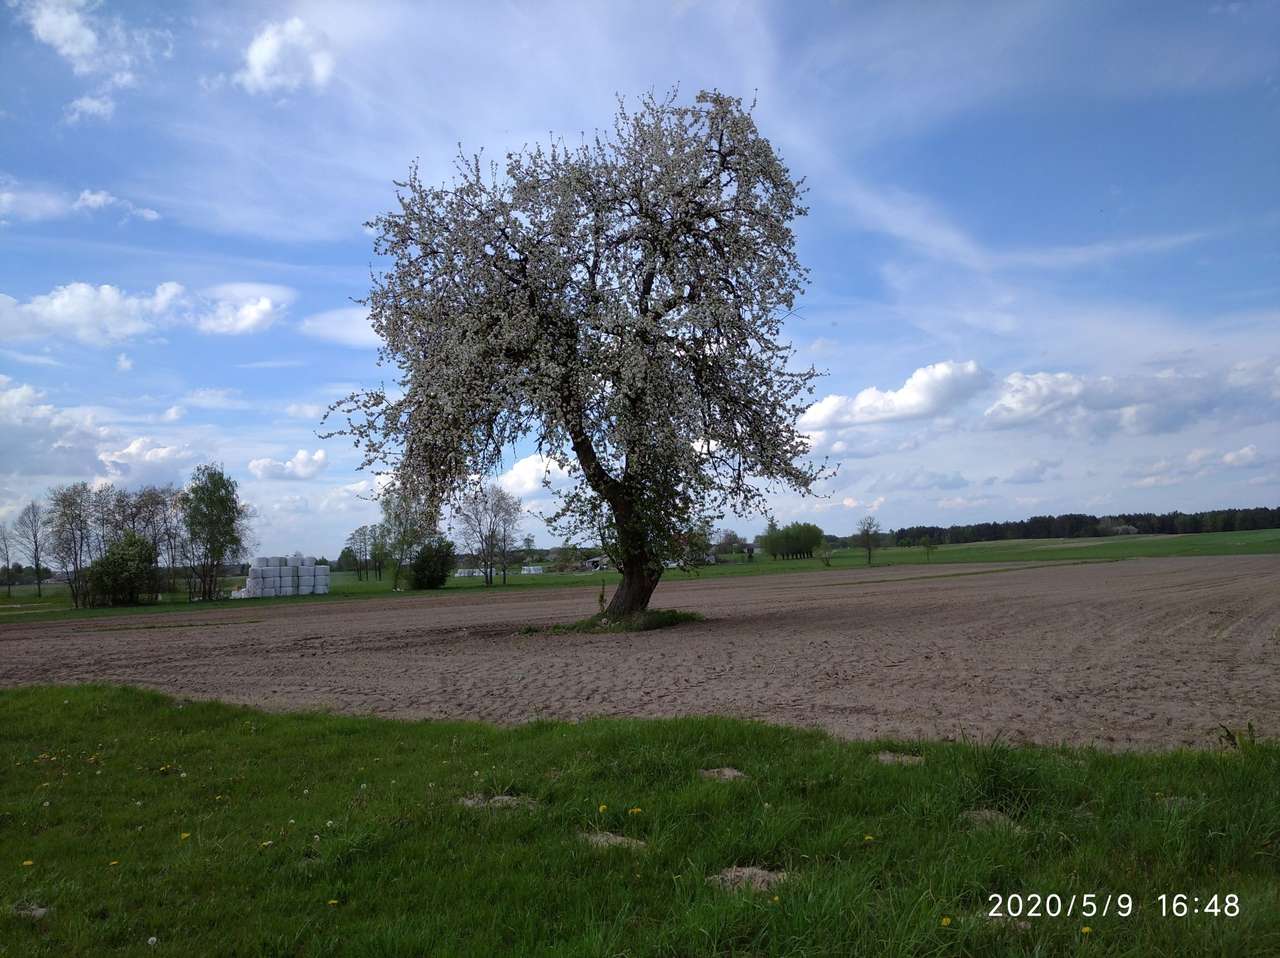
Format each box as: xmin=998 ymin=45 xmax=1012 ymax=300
xmin=987 ymin=892 xmax=1241 ymax=919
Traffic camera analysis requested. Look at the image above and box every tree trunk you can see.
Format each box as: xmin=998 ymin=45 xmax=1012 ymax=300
xmin=605 ymin=566 xmax=661 ymax=618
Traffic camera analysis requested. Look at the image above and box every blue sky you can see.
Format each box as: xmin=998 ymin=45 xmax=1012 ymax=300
xmin=1 ymin=0 xmax=1277 ymax=555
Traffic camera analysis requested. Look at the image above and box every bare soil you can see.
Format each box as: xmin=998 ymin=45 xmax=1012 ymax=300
xmin=3 ymin=557 xmax=1277 ymax=749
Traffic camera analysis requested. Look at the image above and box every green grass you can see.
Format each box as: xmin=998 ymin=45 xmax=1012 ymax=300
xmin=3 ymin=529 xmax=1277 ymax=626
xmin=523 ymin=610 xmax=706 ymax=635
xmin=2 ymin=686 xmax=1278 ymax=956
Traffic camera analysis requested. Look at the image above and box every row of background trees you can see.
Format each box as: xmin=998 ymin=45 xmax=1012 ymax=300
xmin=0 ymin=464 xmax=253 ymax=607
xmin=893 ymin=506 xmax=1280 ymax=546
xmin=336 ymin=483 xmax=522 ymax=588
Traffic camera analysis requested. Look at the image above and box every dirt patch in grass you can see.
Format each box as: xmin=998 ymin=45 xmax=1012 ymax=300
xmin=458 ymin=794 xmax=539 ymax=810
xmin=700 ymin=766 xmax=748 ymax=781
xmin=580 ymin=830 xmax=646 ymax=851
xmin=709 ymin=866 xmax=786 ymax=892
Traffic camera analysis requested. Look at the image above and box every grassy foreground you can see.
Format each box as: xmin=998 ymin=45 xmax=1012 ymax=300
xmin=3 ymin=528 xmax=1278 ymax=626
xmin=3 ymin=687 xmax=1278 ymax=956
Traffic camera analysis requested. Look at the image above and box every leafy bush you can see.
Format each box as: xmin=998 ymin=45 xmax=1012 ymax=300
xmin=410 ymin=536 xmax=456 ymax=589
xmin=88 ymin=532 xmax=161 ymax=607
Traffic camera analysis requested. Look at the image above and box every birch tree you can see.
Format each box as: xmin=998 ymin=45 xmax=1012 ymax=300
xmin=0 ymin=520 xmax=12 ymax=599
xmin=329 ymin=90 xmax=825 ymax=616
xmin=15 ymin=501 xmax=47 ymax=597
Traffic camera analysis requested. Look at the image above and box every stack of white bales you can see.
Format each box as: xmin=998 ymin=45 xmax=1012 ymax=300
xmin=241 ymin=555 xmax=330 ymax=598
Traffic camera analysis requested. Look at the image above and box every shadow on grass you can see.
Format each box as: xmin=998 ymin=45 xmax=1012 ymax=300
xmin=522 ymin=609 xmax=705 ymax=635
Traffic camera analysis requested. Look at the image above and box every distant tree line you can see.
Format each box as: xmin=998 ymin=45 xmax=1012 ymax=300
xmin=1 ymin=464 xmax=253 ymax=607
xmin=893 ymin=506 xmax=1280 ymax=546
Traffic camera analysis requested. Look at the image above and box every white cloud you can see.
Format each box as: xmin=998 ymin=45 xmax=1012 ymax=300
xmin=13 ymin=0 xmax=170 ymax=122
xmin=248 ymin=448 xmax=329 ymax=481
xmin=235 ymin=18 xmax=334 ymax=96
xmin=195 ymin=283 xmax=294 ymax=335
xmin=0 ymin=373 xmax=106 ymax=476
xmin=65 ymin=94 xmax=114 ymax=122
xmin=70 ymin=187 xmax=159 ymax=219
xmin=182 ymin=388 xmax=249 ymax=410
xmin=285 ymin=403 xmax=324 ymax=420
xmin=17 ymin=0 xmax=101 ymax=74
xmin=0 ymin=177 xmax=157 ymax=222
xmin=839 ymin=495 xmax=885 ymax=512
xmin=1222 ymin=445 xmax=1258 ymax=467
xmin=98 ymin=435 xmax=197 ymax=485
xmin=801 ymin=360 xmax=989 ymax=429
xmin=0 ymin=178 xmax=71 ymax=221
xmin=983 ymin=372 xmax=1087 ymax=428
xmin=115 ymin=352 xmax=133 ymax=372
xmin=161 ymin=405 xmax=184 ymax=422
xmin=497 ymin=454 xmax=570 ymax=495
xmin=0 ymin=280 xmax=292 ymax=345
xmin=0 ymin=281 xmax=183 ymax=346
xmin=984 ymin=362 xmax=1280 ymax=437
xmin=299 ymin=307 xmax=380 ymax=348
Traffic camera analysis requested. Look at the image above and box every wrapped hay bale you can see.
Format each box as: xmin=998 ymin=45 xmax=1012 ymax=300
xmin=314 ymin=583 xmax=329 ymax=594
xmin=302 ymin=556 xmax=316 ymax=567
xmin=254 ymin=556 xmax=269 ymax=568
xmin=287 ymin=555 xmax=301 ymax=567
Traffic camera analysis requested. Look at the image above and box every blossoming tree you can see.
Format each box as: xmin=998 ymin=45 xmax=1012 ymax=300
xmin=331 ymin=90 xmax=825 ymax=616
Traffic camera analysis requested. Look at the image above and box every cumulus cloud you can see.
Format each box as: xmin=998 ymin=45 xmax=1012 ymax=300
xmin=984 ymin=363 xmax=1280 ymax=437
xmin=0 ymin=281 xmax=182 ymax=346
xmin=983 ymin=372 xmax=1086 ymax=427
xmin=0 ymin=373 xmax=106 ymax=476
xmin=0 ymin=280 xmax=293 ymax=345
xmin=235 ymin=18 xmax=334 ymax=95
xmin=248 ymin=448 xmax=329 ymax=481
xmin=195 ymin=283 xmax=294 ymax=335
xmin=12 ymin=0 xmax=170 ymax=122
xmin=298 ymin=307 xmax=381 ymax=348
xmin=115 ymin=352 xmax=133 ymax=372
xmin=497 ymin=453 xmax=570 ymax=495
xmin=98 ymin=436 xmax=197 ymax=485
xmin=801 ymin=360 xmax=989 ymax=430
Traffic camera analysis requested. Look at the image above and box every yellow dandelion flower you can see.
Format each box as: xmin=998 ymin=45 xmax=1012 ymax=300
xmin=21 ymin=860 xmax=34 ymax=867
xmin=941 ymin=916 xmax=952 ymax=927
xmin=628 ymin=807 xmax=642 ymax=815
xmin=598 ymin=804 xmax=608 ymax=813
xmin=863 ymin=834 xmax=875 ymax=842
xmin=109 ymin=860 xmax=119 ymax=866
xmin=180 ymin=833 xmax=191 ymax=840
xmin=1081 ymin=926 xmax=1092 ymax=935
xmin=771 ymin=895 xmax=780 ymax=904
xmin=260 ymin=840 xmax=273 ymax=847
xmin=327 ymin=899 xmax=339 ymax=907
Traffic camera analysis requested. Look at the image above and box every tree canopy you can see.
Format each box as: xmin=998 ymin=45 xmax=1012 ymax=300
xmin=331 ymin=90 xmax=826 ymax=614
